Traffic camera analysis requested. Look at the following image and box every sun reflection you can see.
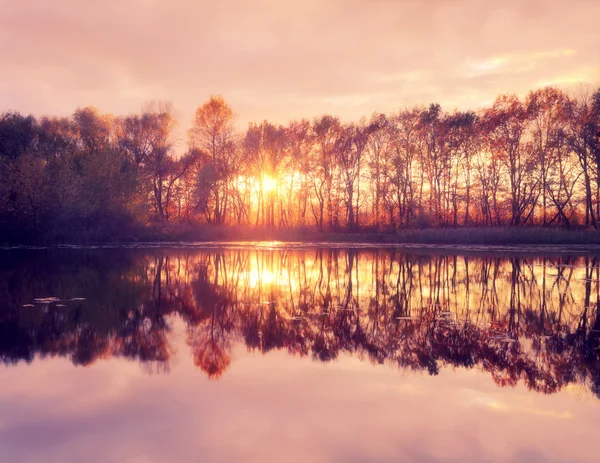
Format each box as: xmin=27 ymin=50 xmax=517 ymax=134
xmin=247 ymin=267 xmax=277 ymax=288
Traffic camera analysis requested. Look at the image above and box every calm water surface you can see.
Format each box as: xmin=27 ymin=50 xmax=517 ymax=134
xmin=1 ymin=245 xmax=600 ymax=463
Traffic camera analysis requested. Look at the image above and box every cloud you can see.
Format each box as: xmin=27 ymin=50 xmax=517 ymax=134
xmin=0 ymin=0 xmax=598 ymax=130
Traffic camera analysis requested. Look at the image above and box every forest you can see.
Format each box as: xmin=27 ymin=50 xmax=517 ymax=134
xmin=1 ymin=86 xmax=599 ymax=243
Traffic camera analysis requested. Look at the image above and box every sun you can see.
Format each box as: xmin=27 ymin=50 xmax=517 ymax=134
xmin=262 ymin=174 xmax=277 ymax=193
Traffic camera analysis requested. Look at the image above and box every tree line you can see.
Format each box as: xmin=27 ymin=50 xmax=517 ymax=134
xmin=1 ymin=87 xmax=599 ymax=242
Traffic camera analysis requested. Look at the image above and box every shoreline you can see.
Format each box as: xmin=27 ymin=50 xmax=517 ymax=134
xmin=5 ymin=226 xmax=600 ymax=249
xmin=5 ymin=227 xmax=600 ymax=255
xmin=82 ymin=226 xmax=600 ymax=246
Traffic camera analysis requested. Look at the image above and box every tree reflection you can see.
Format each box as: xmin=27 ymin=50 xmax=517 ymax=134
xmin=1 ymin=248 xmax=600 ymax=397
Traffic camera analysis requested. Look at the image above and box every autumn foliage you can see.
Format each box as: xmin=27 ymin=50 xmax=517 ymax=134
xmin=1 ymin=88 xmax=599 ymax=242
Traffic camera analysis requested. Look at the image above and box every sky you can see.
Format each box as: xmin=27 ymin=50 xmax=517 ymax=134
xmin=1 ymin=0 xmax=599 ymax=132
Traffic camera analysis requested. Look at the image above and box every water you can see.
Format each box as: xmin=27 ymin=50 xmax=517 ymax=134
xmin=1 ymin=245 xmax=599 ymax=462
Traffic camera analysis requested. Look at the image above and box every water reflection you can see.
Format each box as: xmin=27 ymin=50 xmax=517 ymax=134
xmin=1 ymin=248 xmax=600 ymax=396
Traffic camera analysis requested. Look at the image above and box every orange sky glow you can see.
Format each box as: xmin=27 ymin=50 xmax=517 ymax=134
xmin=1 ymin=0 xmax=599 ymax=134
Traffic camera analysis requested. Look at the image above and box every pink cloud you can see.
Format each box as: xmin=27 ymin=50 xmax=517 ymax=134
xmin=0 ymin=0 xmax=598 ymax=131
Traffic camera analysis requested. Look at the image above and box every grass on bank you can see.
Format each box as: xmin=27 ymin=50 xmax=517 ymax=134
xmin=6 ymin=220 xmax=600 ymax=246
xmin=133 ymin=223 xmax=600 ymax=246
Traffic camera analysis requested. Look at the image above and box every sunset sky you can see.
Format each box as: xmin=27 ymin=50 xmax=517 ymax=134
xmin=1 ymin=0 xmax=599 ymax=132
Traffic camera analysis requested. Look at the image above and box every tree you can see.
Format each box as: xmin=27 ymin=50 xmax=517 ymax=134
xmin=189 ymin=95 xmax=237 ymax=225
xmin=73 ymin=107 xmax=111 ymax=155
xmin=445 ymin=111 xmax=479 ymax=225
xmin=567 ymin=88 xmax=600 ymax=228
xmin=483 ymin=94 xmax=537 ymax=225
xmin=367 ymin=113 xmax=393 ymax=228
xmin=336 ymin=122 xmax=369 ymax=230
xmin=0 ymin=112 xmax=40 ymax=238
xmin=244 ymin=122 xmax=288 ymax=227
xmin=418 ymin=104 xmax=452 ymax=224
xmin=139 ymin=103 xmax=180 ymax=221
xmin=389 ymin=108 xmax=421 ymax=228
xmin=526 ymin=87 xmax=573 ymax=226
xmin=0 ymin=112 xmax=38 ymax=160
xmin=310 ymin=115 xmax=342 ymax=231
xmin=285 ymin=120 xmax=312 ymax=227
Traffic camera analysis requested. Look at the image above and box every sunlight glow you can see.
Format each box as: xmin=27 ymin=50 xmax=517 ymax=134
xmin=262 ymin=174 xmax=277 ymax=193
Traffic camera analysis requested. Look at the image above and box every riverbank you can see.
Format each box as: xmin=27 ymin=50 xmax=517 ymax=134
xmin=137 ymin=224 xmax=600 ymax=246
xmin=5 ymin=223 xmax=600 ymax=247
